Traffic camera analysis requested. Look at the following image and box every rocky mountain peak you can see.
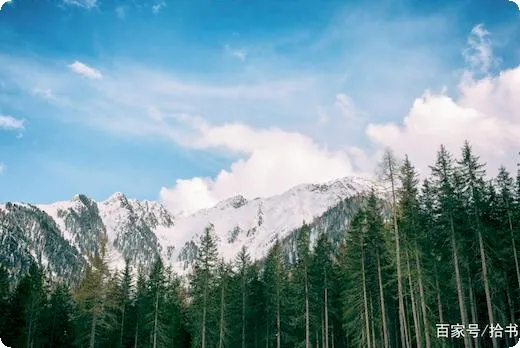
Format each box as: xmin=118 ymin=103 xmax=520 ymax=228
xmin=1 ymin=175 xmax=377 ymax=278
xmin=215 ymin=195 xmax=248 ymax=210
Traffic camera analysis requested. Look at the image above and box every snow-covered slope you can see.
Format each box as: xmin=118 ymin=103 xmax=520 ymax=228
xmin=167 ymin=176 xmax=377 ymax=265
xmin=2 ymin=176 xmax=378 ymax=277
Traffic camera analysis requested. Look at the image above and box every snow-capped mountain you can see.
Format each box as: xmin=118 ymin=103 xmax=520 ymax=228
xmin=0 ymin=176 xmax=379 ymax=278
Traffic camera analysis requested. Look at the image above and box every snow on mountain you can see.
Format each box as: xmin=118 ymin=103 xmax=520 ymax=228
xmin=4 ymin=175 xmax=377 ymax=276
xmin=167 ymin=176 xmax=377 ymax=265
xmin=38 ymin=195 xmax=89 ymax=246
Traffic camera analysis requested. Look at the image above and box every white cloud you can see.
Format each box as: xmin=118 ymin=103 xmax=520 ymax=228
xmin=2 ymin=21 xmax=517 ymax=211
xmin=334 ymin=93 xmax=364 ymax=121
xmin=68 ymin=61 xmax=102 ymax=80
xmin=160 ymin=121 xmax=356 ymax=215
xmin=0 ymin=115 xmax=24 ymax=131
xmin=148 ymin=75 xmax=314 ymax=100
xmin=225 ymin=45 xmax=247 ymax=62
xmin=366 ymin=65 xmax=520 ymax=176
xmin=63 ymin=0 xmax=97 ymax=9
xmin=364 ymin=24 xmax=520 ymax=176
xmin=32 ymin=88 xmax=59 ymax=102
xmin=152 ymin=1 xmax=165 ymax=14
xmin=0 ymin=163 xmax=4 ymax=175
xmin=509 ymin=0 xmax=520 ymax=10
xmin=0 ymin=0 xmax=11 ymax=12
xmin=463 ymin=24 xmax=495 ymax=75
xmin=32 ymin=88 xmax=54 ymax=99
xmin=32 ymin=88 xmax=71 ymax=109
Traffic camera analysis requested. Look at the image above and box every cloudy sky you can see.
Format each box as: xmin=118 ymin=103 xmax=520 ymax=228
xmin=0 ymin=0 xmax=519 ymax=213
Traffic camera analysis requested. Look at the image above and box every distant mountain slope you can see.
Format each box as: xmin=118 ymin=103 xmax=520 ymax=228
xmin=0 ymin=176 xmax=380 ymax=279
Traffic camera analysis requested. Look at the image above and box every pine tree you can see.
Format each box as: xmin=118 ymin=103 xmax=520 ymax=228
xmin=378 ymin=148 xmax=408 ymax=348
xmin=398 ymin=155 xmax=430 ymax=348
xmin=458 ymin=141 xmax=497 ymax=348
xmin=340 ymin=209 xmax=371 ymax=347
xmin=4 ymin=140 xmax=520 ymax=348
xmin=497 ymin=166 xmax=520 ymax=293
xmin=215 ymin=260 xmax=231 ymax=348
xmin=146 ymin=257 xmax=169 ymax=348
xmin=263 ymin=240 xmax=285 ymax=348
xmin=310 ymin=233 xmax=333 ymax=348
xmin=133 ymin=271 xmax=148 ymax=348
xmin=4 ymin=262 xmax=46 ymax=348
xmin=235 ymin=246 xmax=251 ymax=348
xmin=248 ymin=264 xmax=266 ymax=348
xmin=419 ymin=177 xmax=452 ymax=348
xmin=118 ymin=260 xmax=133 ymax=348
xmin=330 ymin=241 xmax=348 ymax=348
xmin=0 ymin=266 xmax=10 ymax=339
xmin=43 ymin=283 xmax=75 ymax=347
xmin=430 ymin=145 xmax=472 ymax=348
xmin=163 ymin=269 xmax=189 ymax=347
xmin=3 ymin=273 xmax=28 ymax=347
xmin=295 ymin=223 xmax=311 ymax=348
xmin=483 ymin=178 xmax=514 ymax=328
xmin=74 ymin=233 xmax=112 ymax=348
xmin=190 ymin=224 xmax=219 ymax=348
xmin=365 ymin=191 xmax=390 ymax=348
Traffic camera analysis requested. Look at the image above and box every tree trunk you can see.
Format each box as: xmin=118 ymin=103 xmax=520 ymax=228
xmin=377 ymin=253 xmax=389 ymax=348
xmin=370 ymin=297 xmax=376 ymax=348
xmin=394 ymin=320 xmax=399 ymax=348
xmin=507 ymin=209 xmax=520 ymax=292
xmin=242 ymin=272 xmax=246 ymax=348
xmin=468 ymin=180 xmax=496 ymax=348
xmin=27 ymin=299 xmax=34 ymax=348
xmin=201 ymin=281 xmax=208 ymax=348
xmin=276 ymin=279 xmax=281 ymax=348
xmin=415 ymin=243 xmax=430 ymax=348
xmin=507 ymin=288 xmax=515 ymax=326
xmin=507 ymin=289 xmax=519 ymax=346
xmin=305 ymin=264 xmax=310 ymax=348
xmin=321 ymin=311 xmax=325 ymax=348
xmin=324 ymin=269 xmax=329 ymax=348
xmin=476 ymin=226 xmax=497 ymax=348
xmin=152 ymin=289 xmax=159 ymax=348
xmin=119 ymin=302 xmax=126 ymax=348
xmin=404 ymin=292 xmax=412 ymax=348
xmin=361 ymin=240 xmax=371 ymax=348
xmin=507 ymin=206 xmax=520 ymax=347
xmin=450 ymin=218 xmax=472 ymax=348
xmin=435 ymin=264 xmax=446 ymax=348
xmin=389 ymin=162 xmax=407 ymax=348
xmin=406 ymin=250 xmax=422 ymax=348
xmin=219 ymin=283 xmax=225 ymax=348
xmin=468 ymin=272 xmax=479 ymax=348
xmin=502 ymin=300 xmax=514 ymax=348
xmin=133 ymin=322 xmax=139 ymax=348
xmin=89 ymin=312 xmax=98 ymax=348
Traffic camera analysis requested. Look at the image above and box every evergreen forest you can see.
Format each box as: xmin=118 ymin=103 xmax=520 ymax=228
xmin=1 ymin=141 xmax=520 ymax=348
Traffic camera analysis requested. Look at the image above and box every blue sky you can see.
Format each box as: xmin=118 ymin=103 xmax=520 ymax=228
xmin=0 ymin=0 xmax=519 ymax=211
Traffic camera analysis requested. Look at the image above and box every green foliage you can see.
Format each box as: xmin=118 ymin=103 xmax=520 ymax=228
xmin=1 ymin=140 xmax=519 ymax=348
xmin=42 ymin=283 xmax=76 ymax=347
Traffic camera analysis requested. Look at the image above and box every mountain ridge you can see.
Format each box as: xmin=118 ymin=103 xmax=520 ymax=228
xmin=0 ymin=175 xmax=381 ymax=279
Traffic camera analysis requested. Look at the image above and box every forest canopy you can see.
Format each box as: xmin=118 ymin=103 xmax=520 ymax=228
xmin=0 ymin=141 xmax=519 ymax=348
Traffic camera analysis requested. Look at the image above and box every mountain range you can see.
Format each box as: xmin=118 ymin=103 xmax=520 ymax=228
xmin=0 ymin=176 xmax=381 ymax=280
